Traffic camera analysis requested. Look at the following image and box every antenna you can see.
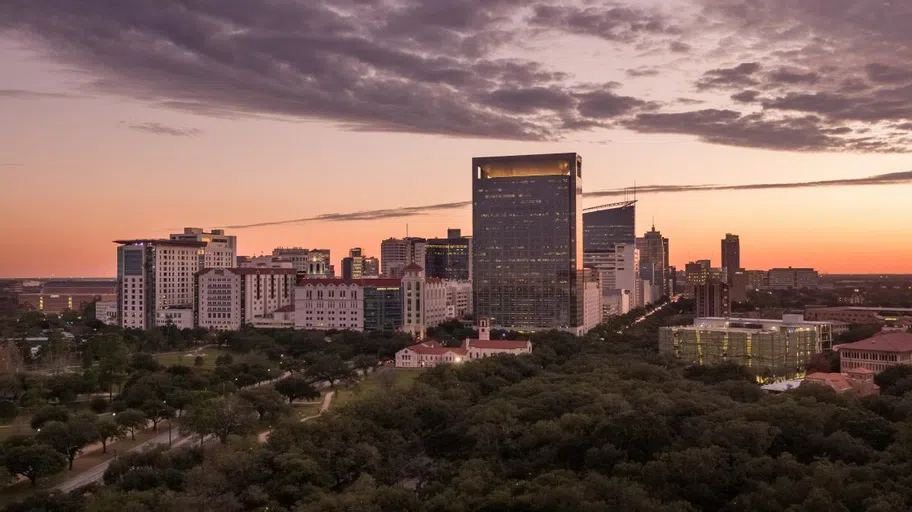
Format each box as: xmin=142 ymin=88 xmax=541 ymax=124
xmin=406 ymin=223 xmax=409 ymax=238
xmin=634 ymin=180 xmax=637 ymax=201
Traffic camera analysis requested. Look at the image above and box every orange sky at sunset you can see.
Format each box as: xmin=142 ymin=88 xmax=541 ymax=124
xmin=2 ymin=1 xmax=912 ymax=277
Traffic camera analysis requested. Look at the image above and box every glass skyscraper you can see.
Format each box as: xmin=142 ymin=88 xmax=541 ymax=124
xmin=425 ymin=228 xmax=472 ymax=281
xmin=472 ymin=153 xmax=583 ymax=331
xmin=583 ymin=201 xmax=637 ymax=251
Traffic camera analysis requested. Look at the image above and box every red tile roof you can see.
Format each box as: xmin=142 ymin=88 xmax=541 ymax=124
xmin=805 ymin=372 xmax=853 ymax=392
xmin=403 ymin=263 xmax=424 ymax=271
xmin=836 ymin=331 xmax=912 ymax=353
xmin=403 ymin=341 xmax=467 ymax=356
xmin=466 ymin=339 xmax=531 ymax=350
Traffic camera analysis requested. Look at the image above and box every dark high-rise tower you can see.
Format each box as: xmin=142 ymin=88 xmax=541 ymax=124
xmin=721 ymin=234 xmax=740 ymax=275
xmin=583 ymin=200 xmax=637 ymax=251
xmin=472 ymin=153 xmax=584 ymax=332
xmin=425 ymin=228 xmax=472 ymax=281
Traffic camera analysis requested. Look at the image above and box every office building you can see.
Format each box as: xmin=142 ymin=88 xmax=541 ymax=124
xmin=115 ymin=239 xmax=208 ymax=330
xmin=746 ymin=270 xmax=767 ymax=290
xmin=694 ymin=281 xmax=731 ymax=317
xmin=637 ymin=225 xmax=670 ymax=297
xmin=363 ymin=257 xmax=380 ymax=278
xmin=444 ymin=281 xmax=473 ymax=319
xmin=685 ymin=260 xmax=711 ymax=288
xmin=583 ymin=201 xmax=637 ymax=251
xmin=294 ymin=279 xmax=364 ymax=331
xmin=659 ymin=318 xmax=821 ymax=377
xmin=695 ymin=314 xmax=836 ymax=350
xmin=381 ymin=237 xmax=426 ymax=278
xmin=721 ymin=234 xmax=740 ymax=276
xmin=401 ymin=264 xmax=448 ymax=339
xmin=473 ymin=153 xmax=586 ymax=334
xmin=768 ymin=267 xmax=820 ymax=290
xmin=170 ymin=228 xmax=237 ymax=269
xmin=730 ymin=269 xmax=748 ymax=303
xmin=363 ymin=279 xmax=404 ymax=331
xmin=584 ymin=242 xmax=638 ymax=315
xmin=583 ymin=272 xmax=603 ymax=333
xmin=18 ymin=279 xmax=116 ymax=314
xmin=196 ymin=267 xmax=296 ymax=331
xmin=341 ymin=248 xmax=365 ymax=280
xmin=272 ymin=248 xmax=331 ymax=277
xmin=425 ymin=228 xmax=472 ymax=281
xmin=837 ymin=331 xmax=912 ymax=373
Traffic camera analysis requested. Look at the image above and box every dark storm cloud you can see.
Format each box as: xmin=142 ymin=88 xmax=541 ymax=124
xmin=127 ymin=122 xmax=203 ymax=137
xmin=623 ymin=109 xmax=898 ymax=152
xmin=529 ymin=3 xmax=676 ymax=42
xmin=223 ymin=170 xmax=912 ymax=228
xmin=4 ymin=0 xmax=912 ymax=153
xmin=696 ymin=63 xmax=762 ymax=90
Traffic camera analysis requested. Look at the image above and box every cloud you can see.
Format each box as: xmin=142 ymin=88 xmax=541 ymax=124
xmin=3 ymin=0 xmax=912 ymax=153
xmin=0 ymin=89 xmax=83 ymax=99
xmin=222 ymin=170 xmax=912 ymax=229
xmin=127 ymin=122 xmax=203 ymax=136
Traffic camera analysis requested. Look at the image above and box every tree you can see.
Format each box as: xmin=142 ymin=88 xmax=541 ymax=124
xmin=194 ymin=355 xmax=204 ymax=367
xmin=96 ymin=418 xmax=122 ymax=454
xmin=97 ymin=334 xmax=130 ymax=399
xmin=0 ymin=399 xmax=18 ymax=422
xmin=130 ymin=353 xmax=164 ymax=373
xmin=36 ymin=418 xmax=100 ymax=470
xmin=3 ymin=444 xmax=66 ymax=487
xmin=141 ymin=400 xmax=174 ymax=431
xmin=30 ymin=405 xmax=70 ymax=430
xmin=44 ymin=329 xmax=73 ymax=375
xmin=275 ymin=375 xmax=320 ymax=403
xmin=0 ymin=341 xmax=24 ymax=375
xmin=115 ymin=409 xmax=147 ymax=441
xmin=239 ymin=387 xmax=289 ymax=421
xmin=90 ymin=396 xmax=109 ymax=414
xmin=305 ymin=354 xmax=355 ymax=388
xmin=182 ymin=396 xmax=256 ymax=445
xmin=352 ymin=354 xmax=379 ymax=375
xmin=4 ymin=490 xmax=85 ymax=512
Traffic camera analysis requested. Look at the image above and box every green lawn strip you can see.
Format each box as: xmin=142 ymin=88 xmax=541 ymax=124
xmin=332 ymin=369 xmax=422 ymax=409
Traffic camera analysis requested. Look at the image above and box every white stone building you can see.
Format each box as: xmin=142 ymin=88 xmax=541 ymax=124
xmin=196 ymin=267 xmax=296 ymax=330
xmin=94 ymin=300 xmax=119 ymax=326
xmin=583 ymin=278 xmax=603 ymax=334
xmin=402 ymin=264 xmax=448 ymax=339
xmin=156 ymin=308 xmax=194 ymax=329
xmin=169 ymin=228 xmax=237 ymax=269
xmin=444 ymin=281 xmax=473 ymax=319
xmin=295 ymin=279 xmax=364 ymax=331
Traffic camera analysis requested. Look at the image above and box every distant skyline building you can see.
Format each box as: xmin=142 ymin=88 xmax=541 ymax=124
xmin=424 ymin=228 xmax=472 ymax=281
xmin=381 ymin=237 xmax=426 ymax=278
xmin=721 ymin=234 xmax=741 ymax=275
xmin=637 ymin=225 xmax=670 ymax=297
xmin=694 ymin=280 xmax=731 ymax=317
xmin=583 ymin=200 xmax=637 ymax=251
xmin=473 ymin=152 xmax=587 ymax=334
xmin=341 ymin=247 xmax=365 ymax=280
xmin=768 ymin=267 xmax=820 ymax=290
xmin=271 ymin=248 xmax=331 ymax=277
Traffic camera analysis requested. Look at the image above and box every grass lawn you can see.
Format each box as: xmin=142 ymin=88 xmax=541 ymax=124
xmin=0 ymin=427 xmax=161 ymax=507
xmin=332 ymin=369 xmax=423 ymax=409
xmin=153 ymin=347 xmax=233 ymax=369
xmin=292 ymin=401 xmax=323 ymax=419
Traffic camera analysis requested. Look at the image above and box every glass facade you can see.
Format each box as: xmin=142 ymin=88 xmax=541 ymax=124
xmin=425 ymin=229 xmax=471 ymax=281
xmin=363 ymin=284 xmax=403 ymax=331
xmin=472 ymin=153 xmax=583 ymax=331
xmin=582 ymin=201 xmax=636 ymax=251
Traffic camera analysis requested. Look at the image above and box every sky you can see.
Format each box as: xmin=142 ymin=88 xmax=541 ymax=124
xmin=1 ymin=0 xmax=911 ymax=277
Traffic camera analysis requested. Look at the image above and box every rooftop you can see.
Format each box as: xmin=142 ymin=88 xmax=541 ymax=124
xmin=296 ymin=278 xmax=401 ymax=287
xmin=403 ymin=341 xmax=468 ymax=356
xmin=466 ymin=339 xmax=531 ymax=350
xmin=114 ymin=239 xmax=208 ymax=248
xmin=836 ymin=331 xmax=912 ymax=353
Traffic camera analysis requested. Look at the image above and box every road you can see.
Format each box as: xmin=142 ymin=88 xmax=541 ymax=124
xmin=619 ymin=296 xmax=679 ymax=333
xmin=55 ymin=427 xmax=178 ymax=492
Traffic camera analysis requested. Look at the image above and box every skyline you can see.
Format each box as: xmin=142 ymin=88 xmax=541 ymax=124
xmin=3 ymin=0 xmax=912 ymax=276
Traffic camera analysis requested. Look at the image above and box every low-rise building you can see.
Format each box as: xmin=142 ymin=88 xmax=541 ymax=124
xmin=248 ymin=305 xmax=295 ymax=329
xmin=768 ymin=267 xmax=819 ymax=290
xmin=695 ymin=314 xmax=838 ymax=350
xmin=804 ymin=368 xmax=879 ymax=396
xmin=659 ymin=318 xmax=821 ymax=377
xmin=156 ymin=307 xmax=194 ymax=330
xmin=837 ymin=331 xmax=912 ymax=373
xmin=395 ymin=318 xmax=532 ymax=367
xmin=18 ymin=279 xmax=117 ymax=314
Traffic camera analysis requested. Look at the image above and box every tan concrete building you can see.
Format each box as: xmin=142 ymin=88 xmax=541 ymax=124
xmin=402 ymin=264 xmax=448 ymax=339
xmin=196 ymin=267 xmax=296 ymax=330
xmin=837 ymin=331 xmax=912 ymax=373
xmin=294 ymin=279 xmax=364 ymax=331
